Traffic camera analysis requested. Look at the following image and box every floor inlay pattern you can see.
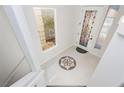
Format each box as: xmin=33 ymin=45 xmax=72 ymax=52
xmin=59 ymin=56 xmax=76 ymax=70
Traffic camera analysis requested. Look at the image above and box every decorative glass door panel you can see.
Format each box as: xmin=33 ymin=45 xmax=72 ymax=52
xmin=79 ymin=10 xmax=97 ymax=47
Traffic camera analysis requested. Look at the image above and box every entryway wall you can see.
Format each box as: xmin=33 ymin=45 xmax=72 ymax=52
xmin=21 ymin=5 xmax=113 ymax=66
xmin=4 ymin=5 xmax=120 ymax=72
xmin=103 ymin=5 xmax=124 ymax=53
xmin=22 ymin=5 xmax=77 ymax=66
xmin=0 ymin=6 xmax=32 ymax=87
xmin=88 ymin=5 xmax=124 ymax=86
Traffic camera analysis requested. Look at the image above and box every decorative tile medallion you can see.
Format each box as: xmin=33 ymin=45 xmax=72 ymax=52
xmin=59 ymin=56 xmax=76 ymax=70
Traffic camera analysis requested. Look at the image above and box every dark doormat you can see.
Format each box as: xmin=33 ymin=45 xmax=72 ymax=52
xmin=59 ymin=56 xmax=76 ymax=70
xmin=76 ymin=47 xmax=88 ymax=54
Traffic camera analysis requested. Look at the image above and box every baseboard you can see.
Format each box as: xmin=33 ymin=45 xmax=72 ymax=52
xmin=46 ymin=85 xmax=87 ymax=87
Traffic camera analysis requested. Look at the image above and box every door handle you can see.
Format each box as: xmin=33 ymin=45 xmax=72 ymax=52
xmin=90 ymin=37 xmax=93 ymax=40
xmin=90 ymin=35 xmax=93 ymax=40
xmin=90 ymin=35 xmax=96 ymax=40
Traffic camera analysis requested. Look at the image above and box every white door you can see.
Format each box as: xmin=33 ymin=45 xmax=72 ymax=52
xmin=77 ymin=6 xmax=109 ymax=54
xmin=0 ymin=6 xmax=32 ymax=86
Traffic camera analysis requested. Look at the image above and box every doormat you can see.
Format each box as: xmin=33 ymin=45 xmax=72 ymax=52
xmin=59 ymin=56 xmax=76 ymax=70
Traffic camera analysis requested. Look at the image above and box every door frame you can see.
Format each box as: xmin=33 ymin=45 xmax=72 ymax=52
xmin=77 ymin=6 xmax=109 ymax=56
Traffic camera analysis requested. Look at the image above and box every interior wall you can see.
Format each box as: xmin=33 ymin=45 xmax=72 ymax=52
xmin=6 ymin=58 xmax=31 ymax=86
xmin=73 ymin=5 xmax=83 ymax=45
xmin=88 ymin=6 xmax=124 ymax=86
xmin=0 ymin=6 xmax=31 ymax=87
xmin=88 ymin=32 xmax=124 ymax=87
xmin=103 ymin=6 xmax=124 ymax=53
xmin=22 ymin=5 xmax=76 ymax=65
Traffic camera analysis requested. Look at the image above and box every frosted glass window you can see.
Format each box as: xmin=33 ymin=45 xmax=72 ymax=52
xmin=94 ymin=7 xmax=119 ymax=49
xmin=33 ymin=7 xmax=56 ymax=51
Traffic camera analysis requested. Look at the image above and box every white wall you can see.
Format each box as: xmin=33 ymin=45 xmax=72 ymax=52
xmin=101 ymin=6 xmax=124 ymax=57
xmin=6 ymin=58 xmax=32 ymax=86
xmin=22 ymin=5 xmax=76 ymax=65
xmin=73 ymin=5 xmax=84 ymax=45
xmin=88 ymin=15 xmax=124 ymax=86
xmin=2 ymin=5 xmax=77 ymax=85
xmin=3 ymin=6 xmax=41 ymax=71
xmin=0 ymin=6 xmax=31 ymax=86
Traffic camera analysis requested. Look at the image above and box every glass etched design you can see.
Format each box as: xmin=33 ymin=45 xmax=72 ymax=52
xmin=33 ymin=7 xmax=56 ymax=51
xmin=79 ymin=10 xmax=97 ymax=47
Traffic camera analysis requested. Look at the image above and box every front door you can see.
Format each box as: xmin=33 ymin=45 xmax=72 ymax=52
xmin=77 ymin=6 xmax=109 ymax=54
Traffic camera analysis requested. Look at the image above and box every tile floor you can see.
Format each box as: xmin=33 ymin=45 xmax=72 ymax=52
xmin=44 ymin=46 xmax=100 ymax=86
